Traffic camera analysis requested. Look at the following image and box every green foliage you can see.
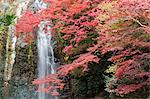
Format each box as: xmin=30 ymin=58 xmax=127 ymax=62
xmin=68 ymin=51 xmax=113 ymax=98
xmin=143 ymin=34 xmax=150 ymax=39
xmin=0 ymin=12 xmax=16 ymax=54
xmin=78 ymin=38 xmax=94 ymax=45
xmin=14 ymin=0 xmax=150 ymax=98
xmin=0 ymin=26 xmax=5 ymax=31
xmin=70 ymin=63 xmax=105 ymax=98
xmin=0 ymin=12 xmax=15 ymax=33
xmin=0 ymin=13 xmax=16 ymax=26
xmin=78 ymin=32 xmax=98 ymax=46
xmin=87 ymin=32 xmax=99 ymax=38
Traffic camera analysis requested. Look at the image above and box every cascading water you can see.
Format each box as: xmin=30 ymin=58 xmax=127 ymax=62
xmin=37 ymin=21 xmax=58 ymax=99
xmin=32 ymin=0 xmax=58 ymax=99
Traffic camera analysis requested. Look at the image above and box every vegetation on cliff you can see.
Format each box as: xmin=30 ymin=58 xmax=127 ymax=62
xmin=0 ymin=0 xmax=149 ymax=98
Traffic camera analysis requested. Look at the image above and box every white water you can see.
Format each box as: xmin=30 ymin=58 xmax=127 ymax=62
xmin=37 ymin=21 xmax=58 ymax=99
xmin=33 ymin=0 xmax=58 ymax=99
xmin=26 ymin=0 xmax=58 ymax=99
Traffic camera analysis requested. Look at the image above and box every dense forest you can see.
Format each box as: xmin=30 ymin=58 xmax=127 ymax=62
xmin=0 ymin=0 xmax=150 ymax=99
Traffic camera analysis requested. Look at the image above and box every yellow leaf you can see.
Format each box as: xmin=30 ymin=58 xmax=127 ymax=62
xmin=105 ymin=64 xmax=117 ymax=73
xmin=64 ymin=56 xmax=69 ymax=61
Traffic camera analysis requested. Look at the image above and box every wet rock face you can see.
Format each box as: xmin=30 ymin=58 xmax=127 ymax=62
xmin=0 ymin=31 xmax=7 ymax=99
xmin=9 ymin=41 xmax=38 ymax=98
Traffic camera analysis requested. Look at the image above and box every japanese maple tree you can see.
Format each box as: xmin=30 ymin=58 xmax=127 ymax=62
xmin=15 ymin=0 xmax=150 ymax=97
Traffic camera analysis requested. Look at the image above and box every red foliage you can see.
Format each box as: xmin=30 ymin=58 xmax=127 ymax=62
xmin=16 ymin=11 xmax=42 ymax=34
xmin=57 ymin=53 xmax=99 ymax=76
xmin=97 ymin=0 xmax=150 ymax=96
xmin=15 ymin=11 xmax=42 ymax=42
xmin=115 ymin=81 xmax=149 ymax=96
xmin=26 ymin=0 xmax=101 ymax=95
xmin=32 ymin=74 xmax=64 ymax=95
xmin=16 ymin=0 xmax=150 ymax=96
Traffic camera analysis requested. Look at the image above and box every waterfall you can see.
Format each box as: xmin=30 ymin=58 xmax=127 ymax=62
xmin=31 ymin=0 xmax=58 ymax=99
xmin=37 ymin=21 xmax=58 ymax=99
